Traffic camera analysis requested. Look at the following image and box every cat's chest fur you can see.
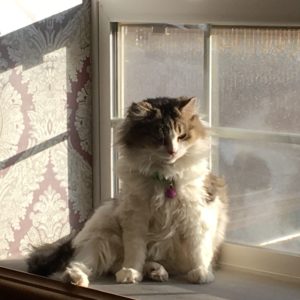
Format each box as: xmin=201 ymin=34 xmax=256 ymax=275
xmin=150 ymin=178 xmax=213 ymax=237
xmin=119 ymin=158 xmax=214 ymax=241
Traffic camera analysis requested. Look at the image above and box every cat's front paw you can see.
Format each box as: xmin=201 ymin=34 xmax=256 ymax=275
xmin=62 ymin=266 xmax=90 ymax=287
xmin=143 ymin=261 xmax=169 ymax=282
xmin=187 ymin=266 xmax=215 ymax=284
xmin=116 ymin=267 xmax=143 ymax=284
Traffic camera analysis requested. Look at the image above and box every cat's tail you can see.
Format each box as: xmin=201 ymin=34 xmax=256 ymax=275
xmin=26 ymin=231 xmax=77 ymax=277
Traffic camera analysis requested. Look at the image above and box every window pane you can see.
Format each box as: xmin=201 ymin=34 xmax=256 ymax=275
xmin=218 ymin=138 xmax=300 ymax=254
xmin=118 ymin=24 xmax=205 ymax=116
xmin=211 ymin=28 xmax=300 ymax=133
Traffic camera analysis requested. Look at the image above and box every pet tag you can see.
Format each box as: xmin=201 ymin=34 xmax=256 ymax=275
xmin=165 ymin=184 xmax=177 ymax=198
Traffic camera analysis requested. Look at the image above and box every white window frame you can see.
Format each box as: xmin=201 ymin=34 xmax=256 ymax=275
xmin=92 ymin=0 xmax=300 ymax=281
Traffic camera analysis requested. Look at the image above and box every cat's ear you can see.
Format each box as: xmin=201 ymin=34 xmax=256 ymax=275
xmin=128 ymin=101 xmax=153 ymax=120
xmin=179 ymin=97 xmax=197 ymax=116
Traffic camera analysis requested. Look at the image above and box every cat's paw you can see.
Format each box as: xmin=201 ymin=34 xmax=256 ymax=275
xmin=187 ymin=266 xmax=215 ymax=284
xmin=143 ymin=262 xmax=169 ymax=282
xmin=62 ymin=266 xmax=90 ymax=287
xmin=115 ymin=267 xmax=143 ymax=283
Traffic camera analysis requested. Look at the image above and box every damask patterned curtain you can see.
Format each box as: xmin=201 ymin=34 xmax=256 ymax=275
xmin=0 ymin=1 xmax=92 ymax=259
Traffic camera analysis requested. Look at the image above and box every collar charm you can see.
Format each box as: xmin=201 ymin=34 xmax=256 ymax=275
xmin=165 ymin=183 xmax=177 ymax=198
xmin=153 ymin=172 xmax=177 ymax=199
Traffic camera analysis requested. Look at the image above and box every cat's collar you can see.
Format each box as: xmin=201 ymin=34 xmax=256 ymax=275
xmin=152 ymin=172 xmax=177 ymax=199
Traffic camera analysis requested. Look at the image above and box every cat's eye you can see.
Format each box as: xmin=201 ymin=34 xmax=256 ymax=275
xmin=178 ymin=133 xmax=187 ymax=140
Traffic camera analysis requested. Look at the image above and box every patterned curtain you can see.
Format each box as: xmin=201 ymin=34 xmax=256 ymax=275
xmin=0 ymin=1 xmax=92 ymax=259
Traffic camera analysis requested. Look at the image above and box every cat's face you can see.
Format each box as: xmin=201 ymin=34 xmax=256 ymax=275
xmin=119 ymin=97 xmax=206 ymax=164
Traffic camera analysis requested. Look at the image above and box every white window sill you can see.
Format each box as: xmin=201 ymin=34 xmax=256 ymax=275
xmin=90 ymin=268 xmax=300 ymax=300
xmin=1 ymin=259 xmax=299 ymax=300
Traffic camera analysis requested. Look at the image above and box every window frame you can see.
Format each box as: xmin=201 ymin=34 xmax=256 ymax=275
xmin=94 ymin=0 xmax=300 ymax=281
xmin=0 ymin=266 xmax=130 ymax=300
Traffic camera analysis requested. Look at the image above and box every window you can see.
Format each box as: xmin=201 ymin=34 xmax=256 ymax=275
xmin=211 ymin=27 xmax=300 ymax=254
xmin=98 ymin=0 xmax=300 ymax=279
xmin=114 ymin=24 xmax=300 ymax=255
xmin=117 ymin=24 xmax=205 ymax=114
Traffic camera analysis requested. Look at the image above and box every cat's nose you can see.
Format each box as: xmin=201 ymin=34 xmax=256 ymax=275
xmin=167 ymin=149 xmax=175 ymax=156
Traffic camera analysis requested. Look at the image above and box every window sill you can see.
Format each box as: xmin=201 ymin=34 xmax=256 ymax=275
xmin=1 ymin=259 xmax=300 ymax=300
xmin=0 ymin=263 xmax=131 ymax=300
xmin=90 ymin=268 xmax=300 ymax=300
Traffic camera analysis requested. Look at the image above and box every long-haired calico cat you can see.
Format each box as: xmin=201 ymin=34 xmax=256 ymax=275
xmin=27 ymin=97 xmax=228 ymax=286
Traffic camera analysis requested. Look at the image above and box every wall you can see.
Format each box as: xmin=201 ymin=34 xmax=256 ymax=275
xmin=0 ymin=1 xmax=92 ymax=259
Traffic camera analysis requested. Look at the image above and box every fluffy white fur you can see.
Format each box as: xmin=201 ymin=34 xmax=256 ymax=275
xmin=58 ymin=129 xmax=228 ymax=286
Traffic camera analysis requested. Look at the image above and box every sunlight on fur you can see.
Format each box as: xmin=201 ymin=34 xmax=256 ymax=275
xmin=27 ymin=97 xmax=228 ymax=286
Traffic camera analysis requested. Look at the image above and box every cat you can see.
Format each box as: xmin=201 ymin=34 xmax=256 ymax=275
xmin=27 ymin=97 xmax=228 ymax=286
